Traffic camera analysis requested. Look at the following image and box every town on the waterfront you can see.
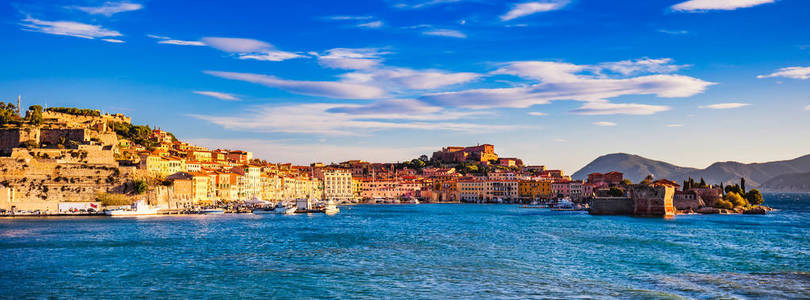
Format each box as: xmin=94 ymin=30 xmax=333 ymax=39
xmin=0 ymin=102 xmax=770 ymax=217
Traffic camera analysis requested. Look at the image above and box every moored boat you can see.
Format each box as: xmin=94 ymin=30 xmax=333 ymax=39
xmin=201 ymin=209 xmax=225 ymax=215
xmin=105 ymin=200 xmax=159 ymax=217
xmin=252 ymin=202 xmax=296 ymax=215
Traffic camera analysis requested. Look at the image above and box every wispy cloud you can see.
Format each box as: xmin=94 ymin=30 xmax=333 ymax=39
xmin=160 ymin=39 xmax=205 ymax=46
xmin=598 ymin=58 xmax=689 ymax=76
xmin=102 ymin=38 xmax=125 ymax=43
xmin=357 ymin=20 xmax=384 ymax=28
xmin=193 ymin=91 xmax=240 ymax=101
xmin=528 ymin=112 xmax=547 ymax=116
xmin=422 ymin=28 xmax=467 ymax=38
xmin=666 ymin=124 xmax=684 ymax=127
xmin=189 ymin=102 xmax=511 ymax=136
xmin=148 ymin=34 xmax=206 ymax=46
xmin=392 ymin=0 xmax=464 ymax=9
xmin=198 ymin=37 xmax=304 ymax=62
xmin=501 ymin=1 xmax=568 ymax=21
xmin=206 ymin=48 xmax=479 ymax=98
xmin=72 ymin=1 xmax=143 ymax=16
xmin=593 ymin=121 xmax=617 ymax=127
xmin=658 ymin=29 xmax=689 ymax=35
xmin=324 ymin=15 xmax=374 ymax=21
xmin=757 ymin=66 xmax=810 ymax=80
xmin=571 ymin=102 xmax=670 ymax=115
xmin=699 ymin=103 xmax=751 ymax=109
xmin=423 ymin=59 xmax=713 ymax=112
xmin=204 ymin=71 xmax=386 ymax=99
xmin=671 ymin=0 xmax=774 ymax=12
xmin=20 ymin=17 xmax=122 ymax=40
xmin=186 ymin=138 xmax=435 ymax=165
xmin=310 ymin=48 xmax=388 ymax=70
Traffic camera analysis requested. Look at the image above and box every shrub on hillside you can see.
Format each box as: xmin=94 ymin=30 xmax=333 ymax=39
xmin=96 ymin=193 xmax=133 ymax=206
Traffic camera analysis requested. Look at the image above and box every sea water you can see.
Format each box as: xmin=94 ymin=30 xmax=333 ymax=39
xmin=1 ymin=194 xmax=808 ymax=299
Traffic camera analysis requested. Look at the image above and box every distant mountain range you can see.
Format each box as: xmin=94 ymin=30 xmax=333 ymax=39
xmin=572 ymin=153 xmax=810 ymax=192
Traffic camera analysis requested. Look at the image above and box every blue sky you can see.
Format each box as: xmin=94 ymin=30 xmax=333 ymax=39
xmin=1 ymin=0 xmax=809 ymax=172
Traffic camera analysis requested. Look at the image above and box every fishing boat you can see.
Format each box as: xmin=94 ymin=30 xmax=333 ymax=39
xmin=105 ymin=200 xmax=160 ymax=216
xmin=252 ymin=202 xmax=296 ymax=215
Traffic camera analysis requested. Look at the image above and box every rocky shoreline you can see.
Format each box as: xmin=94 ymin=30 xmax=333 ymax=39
xmin=680 ymin=206 xmax=774 ymax=215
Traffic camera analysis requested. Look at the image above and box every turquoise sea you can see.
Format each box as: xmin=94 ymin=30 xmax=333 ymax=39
xmin=1 ymin=194 xmax=809 ymax=299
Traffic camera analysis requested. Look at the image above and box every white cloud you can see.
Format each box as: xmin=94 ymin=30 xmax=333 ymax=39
xmin=424 ymin=59 xmax=713 ymax=110
xmin=666 ymin=124 xmax=684 ymax=127
xmin=805 ymin=105 xmax=810 ymax=111
xmin=571 ymin=102 xmax=671 ymax=115
xmin=699 ymin=103 xmax=751 ymax=109
xmin=501 ymin=1 xmax=568 ymax=21
xmin=159 ymin=39 xmax=205 ymax=46
xmin=73 ymin=1 xmax=143 ymax=16
xmin=20 ymin=17 xmax=122 ymax=40
xmin=193 ymin=91 xmax=240 ymax=101
xmin=422 ymin=29 xmax=467 ymax=38
xmin=658 ymin=29 xmax=689 ymax=35
xmin=341 ymin=67 xmax=480 ymax=90
xmin=756 ymin=66 xmax=810 ymax=80
xmin=593 ymin=121 xmax=617 ymax=127
xmin=357 ymin=21 xmax=384 ymax=28
xmin=598 ymin=58 xmax=689 ymax=76
xmin=189 ymin=102 xmax=512 ymax=136
xmin=102 ymin=38 xmax=125 ymax=43
xmin=200 ymin=37 xmax=271 ymax=53
xmin=392 ymin=0 xmax=464 ymax=9
xmin=528 ymin=112 xmax=547 ymax=116
xmin=186 ymin=138 xmax=435 ymax=165
xmin=672 ymin=0 xmax=774 ymax=12
xmin=204 ymin=71 xmax=386 ymax=99
xmin=311 ymin=48 xmax=387 ymax=70
xmin=200 ymin=37 xmax=304 ymax=62
xmin=325 ymin=15 xmax=374 ymax=20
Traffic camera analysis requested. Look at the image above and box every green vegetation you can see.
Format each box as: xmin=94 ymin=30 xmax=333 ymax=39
xmin=109 ymin=121 xmax=159 ymax=149
xmin=640 ymin=175 xmax=654 ymax=185
xmin=621 ymin=179 xmax=632 ymax=186
xmin=96 ymin=192 xmax=133 ymax=206
xmin=682 ymin=177 xmax=710 ymax=190
xmin=27 ymin=105 xmax=43 ymax=126
xmin=745 ymin=189 xmax=764 ymax=205
xmin=0 ymin=102 xmax=22 ymax=127
xmin=46 ymin=107 xmax=100 ymax=117
xmin=133 ymin=179 xmax=148 ymax=194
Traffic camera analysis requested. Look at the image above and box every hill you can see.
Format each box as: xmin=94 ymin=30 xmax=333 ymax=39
xmin=760 ymin=172 xmax=810 ymax=192
xmin=572 ymin=153 xmax=810 ymax=190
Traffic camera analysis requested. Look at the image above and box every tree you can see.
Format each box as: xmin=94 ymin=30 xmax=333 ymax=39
xmin=740 ymin=177 xmax=746 ymax=194
xmin=621 ymin=179 xmax=632 ymax=186
xmin=27 ymin=105 xmax=43 ymax=126
xmin=640 ymin=175 xmax=654 ymax=185
xmin=607 ymin=187 xmax=625 ymax=197
xmin=699 ymin=178 xmax=707 ymax=188
xmin=745 ymin=189 xmax=764 ymax=206
xmin=724 ymin=192 xmax=748 ymax=208
xmin=133 ymin=179 xmax=148 ymax=195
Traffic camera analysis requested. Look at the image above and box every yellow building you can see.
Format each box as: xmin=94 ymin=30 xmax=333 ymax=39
xmin=187 ymin=150 xmax=212 ymax=162
xmin=519 ymin=180 xmax=552 ymax=200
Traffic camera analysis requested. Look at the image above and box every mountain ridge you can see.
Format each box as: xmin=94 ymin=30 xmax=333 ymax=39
xmin=572 ymin=153 xmax=810 ymax=191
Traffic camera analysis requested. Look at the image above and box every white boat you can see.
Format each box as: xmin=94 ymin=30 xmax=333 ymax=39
xmin=252 ymin=202 xmax=296 ymax=215
xmin=406 ymin=197 xmax=420 ymax=204
xmin=201 ymin=209 xmax=225 ymax=215
xmin=321 ymin=199 xmax=340 ymax=215
xmin=105 ymin=200 xmax=160 ymax=216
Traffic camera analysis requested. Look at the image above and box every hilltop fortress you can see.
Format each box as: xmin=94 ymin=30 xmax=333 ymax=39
xmin=0 ymin=107 xmax=137 ymax=211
